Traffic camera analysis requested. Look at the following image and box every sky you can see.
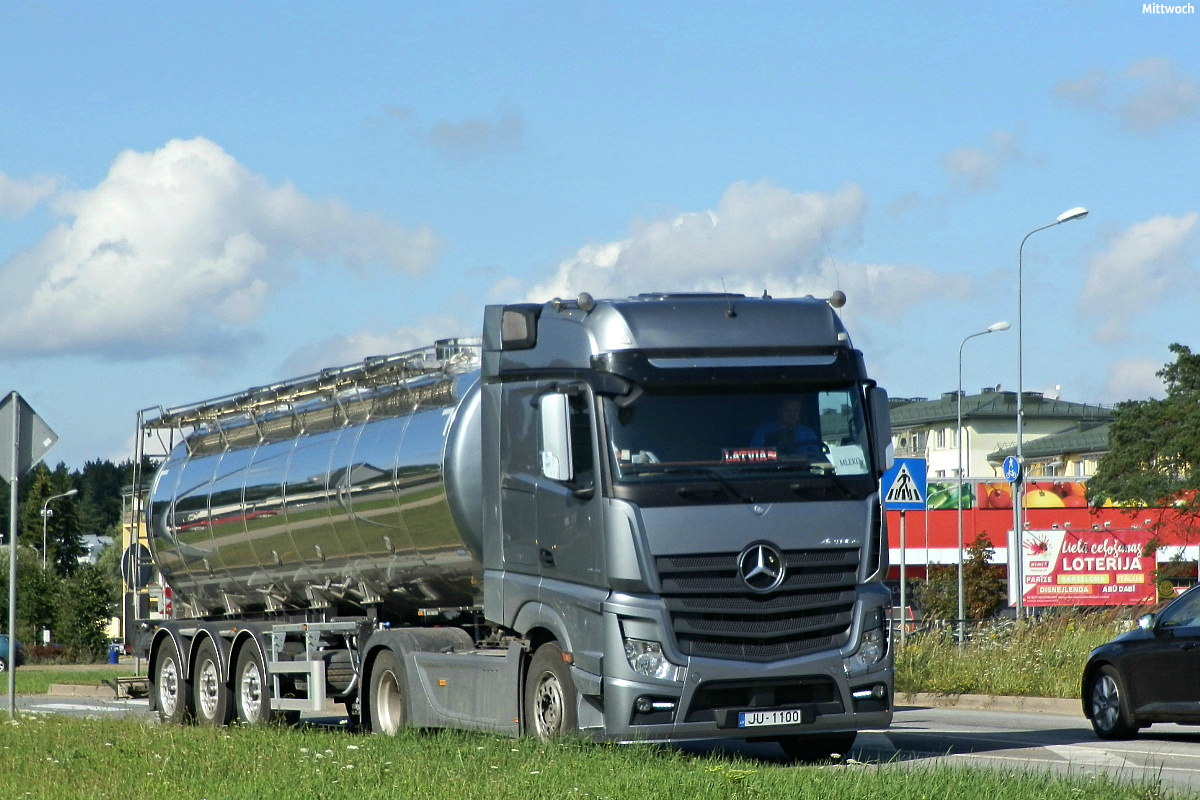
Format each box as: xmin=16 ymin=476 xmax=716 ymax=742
xmin=2 ymin=0 xmax=1199 ymax=470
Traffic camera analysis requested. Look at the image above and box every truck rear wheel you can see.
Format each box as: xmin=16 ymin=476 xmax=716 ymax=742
xmin=368 ymin=649 xmax=407 ymax=735
xmin=524 ymin=642 xmax=578 ymax=739
xmin=193 ymin=639 xmax=232 ymax=727
xmin=153 ymin=637 xmax=192 ymax=725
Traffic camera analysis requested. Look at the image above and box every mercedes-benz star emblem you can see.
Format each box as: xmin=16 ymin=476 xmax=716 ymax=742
xmin=738 ymin=543 xmax=786 ymax=593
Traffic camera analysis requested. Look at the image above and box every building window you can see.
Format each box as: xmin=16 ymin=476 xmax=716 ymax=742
xmin=936 ymin=429 xmax=946 ymax=449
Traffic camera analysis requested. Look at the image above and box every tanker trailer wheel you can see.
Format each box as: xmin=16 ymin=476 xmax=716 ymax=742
xmin=368 ymin=649 xmax=407 ymax=735
xmin=232 ymin=644 xmax=296 ymax=725
xmin=524 ymin=642 xmax=578 ymax=740
xmin=152 ymin=637 xmax=193 ymax=725
xmin=193 ymin=639 xmax=232 ymax=727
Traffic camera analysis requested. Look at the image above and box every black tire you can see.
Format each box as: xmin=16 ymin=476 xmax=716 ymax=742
xmin=778 ymin=732 xmax=857 ymax=762
xmin=233 ymin=643 xmax=276 ymax=725
xmin=367 ymin=649 xmax=407 ymax=735
xmin=524 ymin=642 xmax=578 ymax=740
xmin=193 ymin=639 xmax=232 ymax=727
xmin=1088 ymin=665 xmax=1138 ymax=740
xmin=0 ymin=657 xmax=7 ymax=674
xmin=153 ymin=637 xmax=193 ymax=725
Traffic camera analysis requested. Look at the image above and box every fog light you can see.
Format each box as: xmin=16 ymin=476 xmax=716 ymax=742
xmin=635 ymin=696 xmax=677 ymax=714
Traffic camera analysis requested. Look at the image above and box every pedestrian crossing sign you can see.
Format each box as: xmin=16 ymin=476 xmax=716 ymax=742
xmin=881 ymin=458 xmax=927 ymax=510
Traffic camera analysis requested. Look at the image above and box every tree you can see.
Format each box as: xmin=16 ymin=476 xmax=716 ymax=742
xmin=1089 ymin=343 xmax=1200 ymax=518
xmin=20 ymin=463 xmax=84 ymax=577
xmin=56 ymin=562 xmax=117 ymax=662
xmin=76 ymin=459 xmax=128 ymax=534
xmin=915 ymin=532 xmax=1006 ymax=621
xmin=0 ymin=545 xmax=63 ymax=644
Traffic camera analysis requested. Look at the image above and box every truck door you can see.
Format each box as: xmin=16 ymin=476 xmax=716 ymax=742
xmin=534 ymin=385 xmax=605 ymax=588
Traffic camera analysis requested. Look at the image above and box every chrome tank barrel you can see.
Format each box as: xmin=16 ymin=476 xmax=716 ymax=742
xmin=146 ymin=370 xmax=484 ymax=618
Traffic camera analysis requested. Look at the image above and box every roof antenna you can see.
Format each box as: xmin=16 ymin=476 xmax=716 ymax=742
xmin=820 ymin=227 xmax=846 ymax=308
xmin=821 ymin=228 xmax=842 ymax=293
xmin=721 ymin=278 xmax=736 ymax=317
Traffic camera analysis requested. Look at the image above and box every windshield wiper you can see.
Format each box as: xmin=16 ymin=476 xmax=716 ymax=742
xmin=625 ymin=464 xmax=754 ymax=503
xmin=788 ymin=465 xmax=858 ymax=499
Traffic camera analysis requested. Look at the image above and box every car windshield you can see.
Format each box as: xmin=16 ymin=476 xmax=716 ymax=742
xmin=605 ymin=385 xmax=872 ymax=483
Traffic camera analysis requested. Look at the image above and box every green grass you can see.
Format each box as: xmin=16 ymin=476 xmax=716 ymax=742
xmin=0 ymin=716 xmax=1180 ymax=800
xmin=895 ymin=611 xmax=1134 ymax=698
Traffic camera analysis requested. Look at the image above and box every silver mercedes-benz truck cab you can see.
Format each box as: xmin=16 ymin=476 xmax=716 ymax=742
xmin=482 ymin=292 xmax=893 ymax=758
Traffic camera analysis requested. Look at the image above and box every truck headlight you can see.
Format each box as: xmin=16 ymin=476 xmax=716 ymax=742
xmin=843 ymin=611 xmax=888 ymax=677
xmin=623 ymin=638 xmax=685 ymax=682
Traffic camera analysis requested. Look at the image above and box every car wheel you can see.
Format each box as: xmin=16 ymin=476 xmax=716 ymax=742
xmin=778 ymin=731 xmax=857 ymax=761
xmin=0 ymin=656 xmax=7 ymax=674
xmin=524 ymin=642 xmax=578 ymax=740
xmin=1088 ymin=665 xmax=1138 ymax=740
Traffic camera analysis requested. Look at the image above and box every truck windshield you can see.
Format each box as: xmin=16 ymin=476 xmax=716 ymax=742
xmin=605 ymin=385 xmax=873 ymax=484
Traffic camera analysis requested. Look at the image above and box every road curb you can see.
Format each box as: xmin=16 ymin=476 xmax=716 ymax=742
xmin=901 ymin=692 xmax=1082 ymax=717
xmin=46 ymin=683 xmax=117 ymax=699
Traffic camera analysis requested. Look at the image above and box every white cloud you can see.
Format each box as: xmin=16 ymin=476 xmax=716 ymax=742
xmin=1055 ymin=58 xmax=1200 ymax=135
xmin=521 ymin=181 xmax=868 ymax=301
xmin=1104 ymin=357 xmax=1167 ymax=402
xmin=0 ymin=171 xmax=58 ymax=218
xmin=501 ymin=180 xmax=971 ymax=329
xmin=1080 ymin=212 xmax=1198 ymax=342
xmin=0 ymin=137 xmax=440 ymax=359
xmin=279 ymin=316 xmax=470 ymax=377
xmin=942 ymin=131 xmax=1021 ymax=193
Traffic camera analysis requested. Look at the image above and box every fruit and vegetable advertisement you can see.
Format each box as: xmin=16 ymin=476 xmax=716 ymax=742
xmin=925 ymin=480 xmax=1091 ymax=510
xmin=1010 ymin=527 xmax=1157 ymax=607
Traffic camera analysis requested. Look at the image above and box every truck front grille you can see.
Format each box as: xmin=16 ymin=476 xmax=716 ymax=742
xmin=656 ymin=548 xmax=858 ymax=663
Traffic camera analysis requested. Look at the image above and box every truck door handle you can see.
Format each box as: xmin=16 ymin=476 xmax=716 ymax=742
xmin=540 ymin=548 xmax=556 ymax=568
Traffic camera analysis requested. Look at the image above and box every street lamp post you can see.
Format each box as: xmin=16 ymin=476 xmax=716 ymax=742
xmin=1014 ymin=206 xmax=1088 ymax=620
xmin=41 ymin=488 xmax=79 ymax=570
xmin=957 ymin=321 xmax=1009 ymax=647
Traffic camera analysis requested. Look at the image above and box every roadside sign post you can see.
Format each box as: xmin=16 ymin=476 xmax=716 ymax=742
xmin=1 ymin=392 xmax=59 ymax=718
xmin=1003 ymin=455 xmax=1023 ymax=621
xmin=881 ymin=459 xmax=927 ymax=648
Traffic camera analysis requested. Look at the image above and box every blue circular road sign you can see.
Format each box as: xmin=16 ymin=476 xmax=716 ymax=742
xmin=1002 ymin=455 xmax=1021 ymax=483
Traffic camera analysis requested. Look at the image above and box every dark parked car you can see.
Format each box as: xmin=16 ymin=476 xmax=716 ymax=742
xmin=1083 ymin=584 xmax=1200 ymax=739
xmin=0 ymin=634 xmax=24 ymax=672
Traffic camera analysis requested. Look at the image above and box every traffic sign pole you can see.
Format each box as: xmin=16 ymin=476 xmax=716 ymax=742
xmin=1003 ymin=455 xmax=1025 ymax=621
xmin=2 ymin=391 xmax=59 ymax=717
xmin=6 ymin=393 xmax=19 ymax=715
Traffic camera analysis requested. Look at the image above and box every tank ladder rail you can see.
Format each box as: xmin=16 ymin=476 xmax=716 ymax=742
xmin=140 ymin=338 xmax=481 ymax=436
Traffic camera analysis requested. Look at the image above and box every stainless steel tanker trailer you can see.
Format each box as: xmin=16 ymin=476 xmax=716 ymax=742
xmin=132 ymin=291 xmax=895 ymax=759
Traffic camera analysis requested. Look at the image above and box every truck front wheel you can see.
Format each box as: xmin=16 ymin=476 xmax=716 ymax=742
xmin=368 ymin=649 xmax=407 ymax=735
xmin=524 ymin=643 xmax=578 ymax=740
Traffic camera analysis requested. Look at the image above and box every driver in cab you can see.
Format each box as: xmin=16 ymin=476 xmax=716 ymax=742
xmin=750 ymin=398 xmax=822 ymax=457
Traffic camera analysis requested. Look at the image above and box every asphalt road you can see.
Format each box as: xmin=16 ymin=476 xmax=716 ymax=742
xmin=7 ymin=691 xmax=1200 ymax=791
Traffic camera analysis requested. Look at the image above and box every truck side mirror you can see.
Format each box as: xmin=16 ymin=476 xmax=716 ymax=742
xmin=539 ymin=393 xmax=574 ymax=482
xmin=867 ymin=387 xmax=894 ymax=473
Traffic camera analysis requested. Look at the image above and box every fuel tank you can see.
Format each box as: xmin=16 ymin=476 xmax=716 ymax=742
xmin=146 ymin=354 xmax=485 ymax=619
